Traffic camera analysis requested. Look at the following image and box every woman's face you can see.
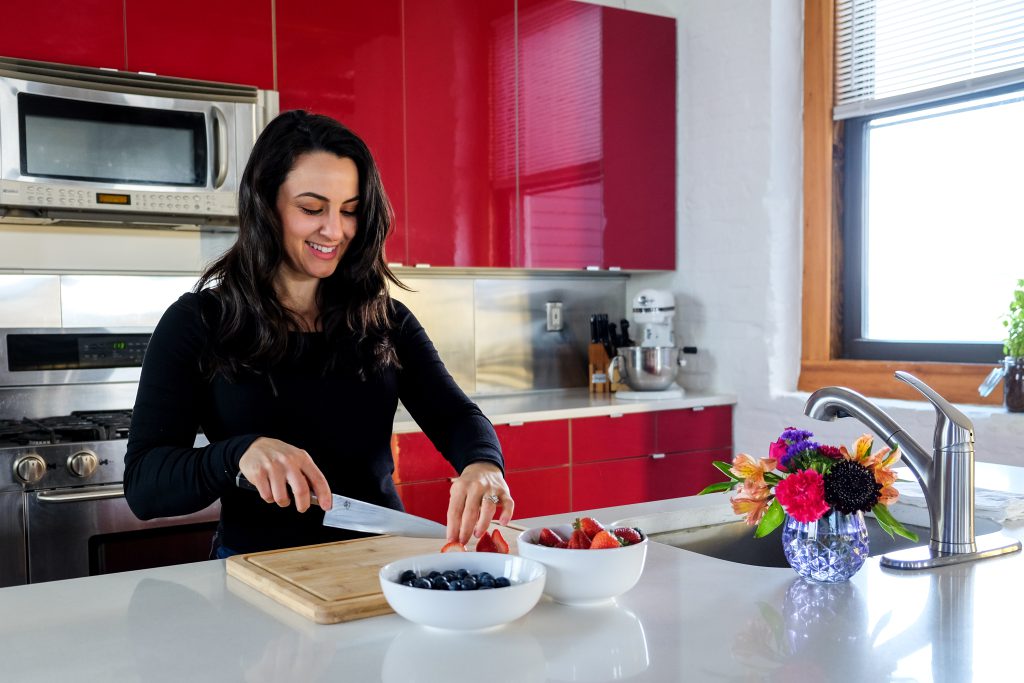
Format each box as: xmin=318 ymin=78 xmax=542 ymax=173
xmin=275 ymin=151 xmax=360 ymax=283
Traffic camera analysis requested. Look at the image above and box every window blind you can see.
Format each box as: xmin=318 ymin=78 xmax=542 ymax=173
xmin=834 ymin=0 xmax=1024 ymax=119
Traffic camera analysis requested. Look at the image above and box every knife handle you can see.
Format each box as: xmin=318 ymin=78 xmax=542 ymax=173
xmin=235 ymin=472 xmax=321 ymax=506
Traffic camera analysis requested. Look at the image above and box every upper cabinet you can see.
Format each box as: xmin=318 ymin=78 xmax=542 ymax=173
xmin=517 ymin=1 xmax=676 ymax=270
xmin=403 ymin=0 xmax=516 ymax=268
xmin=125 ymin=0 xmax=274 ymax=88
xmin=2 ymin=1 xmax=125 ymax=69
xmin=275 ymin=0 xmax=407 ymax=266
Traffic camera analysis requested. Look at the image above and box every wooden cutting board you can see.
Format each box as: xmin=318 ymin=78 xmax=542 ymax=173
xmin=226 ymin=528 xmax=521 ymax=624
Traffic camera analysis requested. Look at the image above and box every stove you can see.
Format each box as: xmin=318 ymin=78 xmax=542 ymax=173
xmin=1 ymin=327 xmax=218 ymax=588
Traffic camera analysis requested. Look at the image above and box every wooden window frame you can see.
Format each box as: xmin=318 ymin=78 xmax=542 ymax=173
xmin=798 ymin=0 xmax=1000 ymax=406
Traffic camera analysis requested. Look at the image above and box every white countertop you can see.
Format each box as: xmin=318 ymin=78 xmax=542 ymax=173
xmin=393 ymin=387 xmax=736 ymax=433
xmin=3 ymin=462 xmax=1022 ymax=682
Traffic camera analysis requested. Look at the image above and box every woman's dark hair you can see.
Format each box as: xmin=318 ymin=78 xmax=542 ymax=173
xmin=196 ymin=110 xmax=406 ymax=380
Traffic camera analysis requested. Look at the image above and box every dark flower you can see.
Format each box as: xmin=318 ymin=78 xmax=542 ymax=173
xmin=819 ymin=444 xmax=843 ymax=459
xmin=823 ymin=460 xmax=881 ymax=513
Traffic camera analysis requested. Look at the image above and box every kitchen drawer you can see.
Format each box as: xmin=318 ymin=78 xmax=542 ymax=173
xmin=397 ymin=465 xmax=569 ymax=526
xmin=656 ymin=406 xmax=733 ymax=453
xmin=571 ymin=412 xmax=658 ymax=464
xmin=494 ymin=419 xmax=569 ymax=470
xmin=571 ymin=448 xmax=732 ymax=510
xmin=392 ymin=433 xmax=457 ymax=484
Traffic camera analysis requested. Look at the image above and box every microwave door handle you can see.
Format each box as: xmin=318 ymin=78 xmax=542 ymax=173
xmin=212 ymin=107 xmax=229 ymax=189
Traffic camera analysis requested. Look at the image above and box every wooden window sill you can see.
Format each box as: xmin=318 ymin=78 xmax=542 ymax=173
xmin=798 ymin=360 xmax=1001 ymax=406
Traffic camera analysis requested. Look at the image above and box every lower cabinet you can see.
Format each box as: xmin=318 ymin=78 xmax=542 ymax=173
xmin=571 ymin=448 xmax=732 ymax=511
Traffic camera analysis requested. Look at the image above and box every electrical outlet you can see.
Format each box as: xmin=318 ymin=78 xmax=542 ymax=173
xmin=545 ymin=302 xmax=563 ymax=331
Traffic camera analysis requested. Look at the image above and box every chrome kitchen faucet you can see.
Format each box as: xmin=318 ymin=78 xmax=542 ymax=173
xmin=804 ymin=371 xmax=1021 ymax=570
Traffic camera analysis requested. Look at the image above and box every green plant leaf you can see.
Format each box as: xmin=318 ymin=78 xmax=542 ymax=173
xmin=872 ymin=503 xmax=919 ymax=542
xmin=712 ymin=460 xmax=742 ymax=480
xmin=698 ymin=481 xmax=737 ymax=495
xmin=755 ymin=499 xmax=785 ymax=538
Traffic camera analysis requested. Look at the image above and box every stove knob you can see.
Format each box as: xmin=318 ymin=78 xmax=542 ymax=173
xmin=14 ymin=454 xmax=47 ymax=484
xmin=67 ymin=450 xmax=99 ymax=478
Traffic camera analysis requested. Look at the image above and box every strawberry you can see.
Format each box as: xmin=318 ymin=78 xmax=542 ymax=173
xmin=538 ymin=528 xmax=566 ymax=547
xmin=590 ymin=529 xmax=624 ymax=549
xmin=567 ymin=527 xmax=591 ymax=549
xmin=613 ymin=527 xmax=644 ymax=546
xmin=475 ymin=531 xmax=497 ymax=552
xmin=555 ymin=540 xmax=568 ymax=548
xmin=440 ymin=541 xmax=466 ymax=553
xmin=490 ymin=529 xmax=510 ymax=554
xmin=577 ymin=517 xmax=605 ymax=540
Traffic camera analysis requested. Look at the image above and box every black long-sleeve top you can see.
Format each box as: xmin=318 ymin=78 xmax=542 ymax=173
xmin=124 ymin=292 xmax=503 ymax=554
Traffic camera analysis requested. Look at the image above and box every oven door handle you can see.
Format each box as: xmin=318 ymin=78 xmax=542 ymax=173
xmin=36 ymin=485 xmax=125 ymax=503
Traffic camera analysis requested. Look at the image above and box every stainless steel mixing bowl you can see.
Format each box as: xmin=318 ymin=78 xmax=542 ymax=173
xmin=608 ymin=346 xmax=684 ymax=391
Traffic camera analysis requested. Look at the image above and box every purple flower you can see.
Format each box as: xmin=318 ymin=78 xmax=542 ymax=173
xmin=780 ymin=428 xmax=814 ymax=444
xmin=780 ymin=439 xmax=819 ymax=469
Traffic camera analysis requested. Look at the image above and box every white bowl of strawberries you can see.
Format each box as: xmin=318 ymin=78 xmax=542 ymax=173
xmin=516 ymin=518 xmax=647 ymax=606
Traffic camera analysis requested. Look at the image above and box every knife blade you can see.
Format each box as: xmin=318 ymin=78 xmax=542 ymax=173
xmin=235 ymin=474 xmax=448 ymax=539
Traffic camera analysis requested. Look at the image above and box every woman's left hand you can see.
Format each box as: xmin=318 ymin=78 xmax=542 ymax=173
xmin=446 ymin=462 xmax=514 ymax=545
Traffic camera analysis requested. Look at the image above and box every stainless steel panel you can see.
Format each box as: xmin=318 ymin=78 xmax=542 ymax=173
xmin=0 ymin=382 xmax=141 ymax=421
xmin=474 ymin=277 xmax=627 ymax=392
xmin=0 ymin=275 xmax=61 ymax=327
xmin=394 ymin=278 xmax=476 ymax=393
xmin=0 ymin=491 xmax=26 ymax=587
xmin=0 ymin=328 xmax=148 ymax=388
xmin=60 ymin=275 xmax=196 ymax=327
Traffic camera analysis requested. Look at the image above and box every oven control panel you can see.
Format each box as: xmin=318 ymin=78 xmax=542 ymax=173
xmin=6 ymin=333 xmax=151 ymax=371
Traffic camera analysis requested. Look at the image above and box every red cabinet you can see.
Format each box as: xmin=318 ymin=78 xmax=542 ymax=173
xmin=494 ymin=420 xmax=569 ymax=470
xmin=2 ymin=1 xmax=125 ymax=69
xmin=403 ymin=0 xmax=516 ymax=268
xmin=504 ymin=467 xmax=571 ymax=519
xmin=571 ymin=412 xmax=658 ymax=464
xmin=516 ymin=0 xmax=676 ymax=270
xmin=657 ymin=406 xmax=733 ymax=453
xmin=275 ymin=0 xmax=407 ymax=266
xmin=125 ymin=0 xmax=274 ymax=88
xmin=392 ymin=432 xmax=457 ymax=484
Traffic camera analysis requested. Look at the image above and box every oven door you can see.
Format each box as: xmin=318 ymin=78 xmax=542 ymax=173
xmin=26 ymin=483 xmax=219 ymax=583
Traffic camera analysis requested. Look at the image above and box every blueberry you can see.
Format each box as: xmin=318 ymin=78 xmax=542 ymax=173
xmin=413 ymin=577 xmax=432 ymax=590
xmin=461 ymin=577 xmax=478 ymax=590
xmin=427 ymin=571 xmax=441 ymax=580
xmin=477 ymin=576 xmax=495 ymax=588
xmin=399 ymin=570 xmax=417 ymax=584
xmin=494 ymin=577 xmax=511 ymax=588
xmin=442 ymin=570 xmax=458 ymax=582
xmin=447 ymin=580 xmax=462 ymax=591
xmin=477 ymin=572 xmax=494 ymax=583
xmin=431 ymin=577 xmax=450 ymax=590
xmin=402 ymin=580 xmax=415 ymax=587
xmin=456 ymin=569 xmax=469 ymax=579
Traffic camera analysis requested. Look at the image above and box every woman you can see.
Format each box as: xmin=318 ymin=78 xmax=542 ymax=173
xmin=124 ymin=110 xmax=513 ymax=557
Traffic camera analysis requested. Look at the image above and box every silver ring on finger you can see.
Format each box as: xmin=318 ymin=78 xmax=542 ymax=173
xmin=483 ymin=493 xmax=500 ymax=505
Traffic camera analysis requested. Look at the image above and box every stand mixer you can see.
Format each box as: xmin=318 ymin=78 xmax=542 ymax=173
xmin=610 ymin=289 xmax=685 ymax=399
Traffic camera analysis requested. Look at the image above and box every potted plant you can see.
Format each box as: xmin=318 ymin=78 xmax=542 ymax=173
xmin=1001 ymin=279 xmax=1024 ymax=412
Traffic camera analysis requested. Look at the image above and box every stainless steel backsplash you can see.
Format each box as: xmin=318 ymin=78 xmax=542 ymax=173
xmin=0 ymin=272 xmax=627 ymax=394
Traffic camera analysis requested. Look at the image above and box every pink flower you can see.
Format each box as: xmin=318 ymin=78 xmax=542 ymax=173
xmin=730 ymin=479 xmax=771 ymax=526
xmin=768 ymin=438 xmax=788 ymax=463
xmin=774 ymin=469 xmax=830 ymax=523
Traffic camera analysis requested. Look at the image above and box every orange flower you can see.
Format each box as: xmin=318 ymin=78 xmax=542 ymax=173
xmin=731 ymin=479 xmax=771 ymax=526
xmin=729 ymin=452 xmax=778 ymax=486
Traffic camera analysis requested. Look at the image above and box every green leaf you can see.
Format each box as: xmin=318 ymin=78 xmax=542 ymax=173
xmin=698 ymin=481 xmax=737 ymax=495
xmin=872 ymin=503 xmax=919 ymax=542
xmin=712 ymin=460 xmax=742 ymax=480
xmin=754 ymin=499 xmax=785 ymax=538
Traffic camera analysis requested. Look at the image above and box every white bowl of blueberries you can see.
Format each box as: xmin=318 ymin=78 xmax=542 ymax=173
xmin=379 ymin=552 xmax=546 ymax=631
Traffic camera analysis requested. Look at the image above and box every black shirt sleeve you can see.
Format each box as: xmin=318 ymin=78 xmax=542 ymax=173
xmin=124 ymin=293 xmax=258 ymax=519
xmin=392 ymin=301 xmax=504 ymax=475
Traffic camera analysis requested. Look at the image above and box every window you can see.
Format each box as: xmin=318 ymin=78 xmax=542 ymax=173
xmin=799 ymin=0 xmax=1024 ymax=402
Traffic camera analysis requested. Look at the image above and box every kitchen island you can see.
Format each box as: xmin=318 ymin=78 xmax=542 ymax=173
xmin=2 ymin=463 xmax=1022 ymax=682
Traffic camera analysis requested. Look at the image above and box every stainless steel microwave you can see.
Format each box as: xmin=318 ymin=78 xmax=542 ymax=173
xmin=0 ymin=57 xmax=278 ymax=231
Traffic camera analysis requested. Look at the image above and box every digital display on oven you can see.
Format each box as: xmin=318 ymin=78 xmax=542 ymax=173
xmin=6 ymin=333 xmax=151 ymax=371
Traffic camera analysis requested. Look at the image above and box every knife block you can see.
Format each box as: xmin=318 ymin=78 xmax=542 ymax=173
xmin=589 ymin=342 xmax=611 ymax=394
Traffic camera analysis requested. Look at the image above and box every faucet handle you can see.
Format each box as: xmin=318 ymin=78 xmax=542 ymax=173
xmin=894 ymin=371 xmax=974 ymax=450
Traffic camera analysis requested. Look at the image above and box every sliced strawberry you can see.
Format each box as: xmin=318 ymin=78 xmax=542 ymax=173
xmin=590 ymin=529 xmax=624 ymax=549
xmin=538 ymin=528 xmax=565 ymax=547
xmin=490 ymin=529 xmax=510 ymax=554
xmin=613 ymin=527 xmax=644 ymax=546
xmin=555 ymin=540 xmax=568 ymax=548
xmin=475 ymin=531 xmax=498 ymax=553
xmin=567 ymin=527 xmax=592 ymax=549
xmin=577 ymin=517 xmax=605 ymax=540
xmin=440 ymin=541 xmax=467 ymax=553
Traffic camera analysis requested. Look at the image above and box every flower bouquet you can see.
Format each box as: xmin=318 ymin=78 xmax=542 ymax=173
xmin=700 ymin=428 xmax=918 ymax=543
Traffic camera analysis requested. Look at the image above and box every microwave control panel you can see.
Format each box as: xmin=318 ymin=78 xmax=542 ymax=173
xmin=0 ymin=179 xmax=236 ymax=216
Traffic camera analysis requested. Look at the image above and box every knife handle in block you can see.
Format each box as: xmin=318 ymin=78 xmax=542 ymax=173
xmin=588 ymin=342 xmax=610 ymax=394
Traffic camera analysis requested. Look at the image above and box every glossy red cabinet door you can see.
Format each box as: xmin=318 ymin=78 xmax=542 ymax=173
xmin=517 ymin=1 xmax=676 ymax=270
xmin=404 ymin=0 xmax=516 ymax=267
xmin=2 ymin=1 xmax=124 ymax=69
xmin=276 ymin=0 xmax=407 ymax=266
xmin=504 ymin=467 xmax=571 ymax=519
xmin=601 ymin=7 xmax=676 ymax=270
xmin=494 ymin=420 xmax=570 ymax=471
xmin=571 ymin=413 xmax=658 ymax=464
xmin=396 ymin=479 xmax=450 ymax=525
xmin=125 ymin=0 xmax=273 ymax=88
xmin=657 ymin=406 xmax=733 ymax=454
xmin=392 ymin=432 xmax=457 ymax=484
xmin=572 ymin=448 xmax=730 ymax=510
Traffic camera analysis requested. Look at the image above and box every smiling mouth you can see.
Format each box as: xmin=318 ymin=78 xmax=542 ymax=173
xmin=306 ymin=241 xmax=338 ymax=256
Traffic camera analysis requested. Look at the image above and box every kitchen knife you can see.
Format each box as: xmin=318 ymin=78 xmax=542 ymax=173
xmin=235 ymin=474 xmax=448 ymax=539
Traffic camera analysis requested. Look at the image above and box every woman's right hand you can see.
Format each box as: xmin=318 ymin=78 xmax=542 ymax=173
xmin=237 ymin=437 xmax=332 ymax=512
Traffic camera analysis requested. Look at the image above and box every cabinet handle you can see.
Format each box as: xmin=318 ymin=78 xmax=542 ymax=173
xmin=651 ymin=453 xmax=666 ymax=460
xmin=692 ymin=406 xmax=705 ymax=412
xmin=609 ymin=413 xmax=624 ymax=419
xmin=508 ymin=421 xmax=524 ymax=427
